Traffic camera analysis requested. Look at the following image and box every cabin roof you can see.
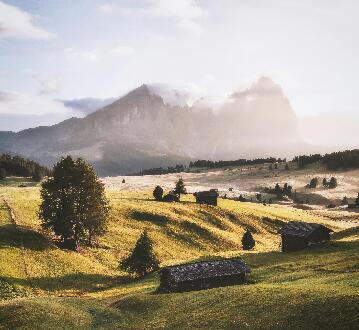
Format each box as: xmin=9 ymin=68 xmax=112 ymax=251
xmin=194 ymin=190 xmax=219 ymax=198
xmin=279 ymin=221 xmax=333 ymax=238
xmin=161 ymin=258 xmax=251 ymax=282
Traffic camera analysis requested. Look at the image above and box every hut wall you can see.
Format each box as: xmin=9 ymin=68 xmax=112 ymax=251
xmin=160 ymin=273 xmax=245 ymax=293
xmin=281 ymin=234 xmax=309 ymax=252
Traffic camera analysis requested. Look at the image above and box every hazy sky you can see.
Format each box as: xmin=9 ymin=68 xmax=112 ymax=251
xmin=0 ymin=0 xmax=358 ymax=124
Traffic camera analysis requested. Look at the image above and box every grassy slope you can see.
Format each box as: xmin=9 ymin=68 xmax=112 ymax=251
xmin=0 ymin=187 xmax=358 ymax=329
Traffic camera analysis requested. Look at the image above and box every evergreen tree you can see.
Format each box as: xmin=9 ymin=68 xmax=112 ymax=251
xmin=39 ymin=156 xmax=110 ymax=250
xmin=323 ymin=178 xmax=328 ymax=187
xmin=0 ymin=168 xmax=6 ymax=180
xmin=153 ymin=185 xmax=164 ymax=201
xmin=356 ymin=193 xmax=359 ymax=207
xmin=120 ymin=230 xmax=159 ymax=277
xmin=309 ymin=177 xmax=319 ymax=188
xmin=174 ymin=178 xmax=186 ymax=199
xmin=341 ymin=196 xmax=349 ymax=206
xmin=285 ymin=163 xmax=290 ymax=170
xmin=241 ymin=230 xmax=255 ymax=250
xmin=329 ymin=177 xmax=338 ymax=189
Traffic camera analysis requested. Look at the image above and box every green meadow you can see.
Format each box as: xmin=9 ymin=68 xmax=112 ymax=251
xmin=0 ymin=187 xmax=358 ymax=329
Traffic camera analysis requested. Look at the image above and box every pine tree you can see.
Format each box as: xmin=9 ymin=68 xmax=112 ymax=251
xmin=174 ymin=178 xmax=186 ymax=199
xmin=120 ymin=230 xmax=159 ymax=277
xmin=356 ymin=193 xmax=359 ymax=207
xmin=39 ymin=156 xmax=110 ymax=250
xmin=329 ymin=177 xmax=338 ymax=189
xmin=323 ymin=178 xmax=328 ymax=187
xmin=285 ymin=163 xmax=290 ymax=170
xmin=242 ymin=230 xmax=255 ymax=250
xmin=153 ymin=185 xmax=164 ymax=201
xmin=32 ymin=168 xmax=42 ymax=182
xmin=0 ymin=168 xmax=6 ymax=180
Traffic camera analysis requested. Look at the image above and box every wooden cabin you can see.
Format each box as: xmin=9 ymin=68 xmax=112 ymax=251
xmin=159 ymin=258 xmax=251 ymax=293
xmin=194 ymin=189 xmax=219 ymax=206
xmin=162 ymin=192 xmax=179 ymax=202
xmin=279 ymin=221 xmax=333 ymax=252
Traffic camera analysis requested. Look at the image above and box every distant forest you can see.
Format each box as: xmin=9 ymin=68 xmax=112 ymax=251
xmin=293 ymin=149 xmax=359 ymax=170
xmin=136 ymin=157 xmax=285 ymax=176
xmin=189 ymin=157 xmax=284 ymax=169
xmin=0 ymin=154 xmax=50 ymax=179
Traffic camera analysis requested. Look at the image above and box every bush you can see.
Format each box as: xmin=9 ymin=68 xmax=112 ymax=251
xmin=120 ymin=230 xmax=159 ymax=277
xmin=39 ymin=156 xmax=110 ymax=250
xmin=309 ymin=177 xmax=319 ymax=189
xmin=285 ymin=163 xmax=290 ymax=170
xmin=242 ymin=230 xmax=255 ymax=250
xmin=153 ymin=186 xmax=164 ymax=201
xmin=328 ymin=177 xmax=338 ymax=189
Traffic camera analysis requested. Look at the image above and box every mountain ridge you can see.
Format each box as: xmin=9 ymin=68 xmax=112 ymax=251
xmin=0 ymin=78 xmax=311 ymax=175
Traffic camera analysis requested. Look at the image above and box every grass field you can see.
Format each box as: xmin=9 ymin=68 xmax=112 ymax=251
xmin=0 ymin=185 xmax=358 ymax=329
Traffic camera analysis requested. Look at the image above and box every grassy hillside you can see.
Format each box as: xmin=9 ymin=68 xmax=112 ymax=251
xmin=0 ymin=187 xmax=358 ymax=329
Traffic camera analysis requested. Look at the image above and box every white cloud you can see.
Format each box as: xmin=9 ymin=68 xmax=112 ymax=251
xmin=64 ymin=45 xmax=134 ymax=63
xmin=145 ymin=0 xmax=205 ymax=20
xmin=0 ymin=1 xmax=55 ymax=39
xmin=177 ymin=19 xmax=203 ymax=36
xmin=98 ymin=0 xmax=206 ymax=35
xmin=64 ymin=48 xmax=99 ymax=62
xmin=97 ymin=3 xmax=114 ymax=14
xmin=0 ymin=90 xmax=75 ymax=116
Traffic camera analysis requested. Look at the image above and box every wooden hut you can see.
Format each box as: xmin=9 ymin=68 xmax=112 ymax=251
xmin=279 ymin=221 xmax=333 ymax=252
xmin=162 ymin=192 xmax=179 ymax=202
xmin=194 ymin=189 xmax=219 ymax=206
xmin=159 ymin=258 xmax=251 ymax=293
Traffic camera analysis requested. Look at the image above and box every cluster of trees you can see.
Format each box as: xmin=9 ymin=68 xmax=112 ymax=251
xmin=189 ymin=157 xmax=285 ymax=169
xmin=322 ymin=150 xmax=359 ymax=170
xmin=153 ymin=178 xmax=186 ymax=201
xmin=136 ymin=165 xmax=186 ymax=176
xmin=293 ymin=154 xmax=322 ymax=169
xmin=307 ymin=177 xmax=337 ymax=189
xmin=264 ymin=183 xmax=292 ymax=199
xmin=293 ymin=149 xmax=359 ymax=170
xmin=0 ymin=154 xmax=50 ymax=181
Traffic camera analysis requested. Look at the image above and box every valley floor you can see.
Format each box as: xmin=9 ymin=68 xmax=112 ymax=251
xmin=0 ymin=185 xmax=358 ymax=329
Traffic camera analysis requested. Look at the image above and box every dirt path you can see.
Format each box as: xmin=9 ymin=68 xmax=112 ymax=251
xmin=2 ymin=198 xmax=32 ymax=281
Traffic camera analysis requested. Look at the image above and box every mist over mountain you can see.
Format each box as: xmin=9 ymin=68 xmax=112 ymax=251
xmin=0 ymin=77 xmax=338 ymax=175
xmin=61 ymin=97 xmax=116 ymax=115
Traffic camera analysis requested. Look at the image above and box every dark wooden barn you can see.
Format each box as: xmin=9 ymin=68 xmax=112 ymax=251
xmin=162 ymin=192 xmax=179 ymax=202
xmin=159 ymin=258 xmax=251 ymax=293
xmin=279 ymin=221 xmax=333 ymax=252
xmin=194 ymin=189 xmax=219 ymax=206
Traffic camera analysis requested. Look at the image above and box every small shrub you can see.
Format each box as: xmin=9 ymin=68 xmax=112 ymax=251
xmin=242 ymin=230 xmax=255 ymax=250
xmin=120 ymin=230 xmax=159 ymax=277
xmin=153 ymin=185 xmax=164 ymax=201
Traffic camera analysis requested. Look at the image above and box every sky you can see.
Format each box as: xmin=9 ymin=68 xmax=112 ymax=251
xmin=0 ymin=0 xmax=358 ymax=135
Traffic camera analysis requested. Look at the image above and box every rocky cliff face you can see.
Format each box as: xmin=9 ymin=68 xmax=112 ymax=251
xmin=0 ymin=78 xmax=301 ymax=175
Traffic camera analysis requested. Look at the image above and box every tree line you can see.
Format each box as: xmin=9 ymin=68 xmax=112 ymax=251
xmin=189 ymin=157 xmax=285 ymax=169
xmin=293 ymin=149 xmax=359 ymax=170
xmin=0 ymin=154 xmax=51 ymax=181
xmin=136 ymin=164 xmax=186 ymax=176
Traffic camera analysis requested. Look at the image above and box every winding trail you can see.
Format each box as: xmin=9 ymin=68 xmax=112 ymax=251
xmin=2 ymin=198 xmax=31 ymax=281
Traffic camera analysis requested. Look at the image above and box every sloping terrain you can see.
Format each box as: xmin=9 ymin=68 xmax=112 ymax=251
xmin=0 ymin=187 xmax=358 ymax=329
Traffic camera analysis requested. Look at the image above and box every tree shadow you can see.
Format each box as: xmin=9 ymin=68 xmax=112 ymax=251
xmin=1 ymin=273 xmax=133 ymax=293
xmin=0 ymin=224 xmax=51 ymax=251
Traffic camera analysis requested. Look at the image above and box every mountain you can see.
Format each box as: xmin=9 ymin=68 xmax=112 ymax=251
xmin=0 ymin=78 xmax=303 ymax=175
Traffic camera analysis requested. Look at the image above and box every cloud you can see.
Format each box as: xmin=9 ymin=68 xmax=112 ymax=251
xmin=64 ymin=45 xmax=134 ymax=63
xmin=111 ymin=45 xmax=135 ymax=56
xmin=98 ymin=0 xmax=206 ymax=35
xmin=0 ymin=90 xmax=75 ymax=116
xmin=145 ymin=0 xmax=205 ymax=20
xmin=0 ymin=1 xmax=55 ymax=39
xmin=177 ymin=19 xmax=203 ymax=36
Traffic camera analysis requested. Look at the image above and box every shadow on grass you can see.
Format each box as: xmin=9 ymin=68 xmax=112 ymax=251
xmin=2 ymin=273 xmax=133 ymax=293
xmin=0 ymin=224 xmax=51 ymax=251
